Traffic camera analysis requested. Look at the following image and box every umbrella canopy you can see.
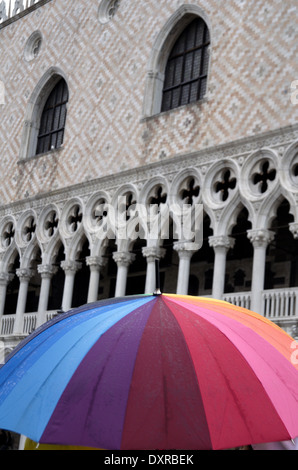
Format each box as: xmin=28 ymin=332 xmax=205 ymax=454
xmin=0 ymin=294 xmax=298 ymax=450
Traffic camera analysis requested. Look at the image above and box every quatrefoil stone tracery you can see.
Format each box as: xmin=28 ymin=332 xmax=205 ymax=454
xmin=180 ymin=178 xmax=200 ymax=205
xmin=24 ymin=31 xmax=42 ymax=62
xmin=116 ymin=192 xmax=137 ymax=223
xmin=148 ymin=186 xmax=167 ymax=207
xmin=44 ymin=211 xmax=59 ymax=238
xmin=124 ymin=192 xmax=136 ymax=221
xmin=2 ymin=222 xmax=15 ymax=248
xmin=22 ymin=216 xmax=36 ymax=243
xmin=214 ymin=170 xmax=236 ymax=202
xmin=92 ymin=198 xmax=109 ymax=226
xmin=67 ymin=205 xmax=83 ymax=233
xmin=252 ymin=160 xmax=276 ymax=194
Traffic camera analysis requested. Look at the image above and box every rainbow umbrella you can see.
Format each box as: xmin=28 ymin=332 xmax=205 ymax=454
xmin=0 ymin=293 xmax=298 ymax=450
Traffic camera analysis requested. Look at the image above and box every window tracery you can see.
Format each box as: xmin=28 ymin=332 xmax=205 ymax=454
xmin=36 ymin=78 xmax=68 ymax=156
xmin=161 ymin=18 xmax=210 ymax=112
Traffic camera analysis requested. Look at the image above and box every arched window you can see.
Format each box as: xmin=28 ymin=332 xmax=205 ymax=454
xmin=161 ymin=17 xmax=210 ymax=112
xmin=36 ymin=78 xmax=68 ymax=155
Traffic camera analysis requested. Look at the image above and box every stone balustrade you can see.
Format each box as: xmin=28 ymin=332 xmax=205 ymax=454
xmin=0 ymin=310 xmax=58 ymax=336
xmin=223 ymin=292 xmax=251 ymax=310
xmin=1 ymin=288 xmax=297 ymax=338
xmin=262 ymin=288 xmax=298 ymax=319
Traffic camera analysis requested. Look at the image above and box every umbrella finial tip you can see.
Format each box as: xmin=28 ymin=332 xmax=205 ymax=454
xmin=155 ymin=259 xmax=161 ymax=295
xmin=153 ymin=288 xmax=162 ymax=296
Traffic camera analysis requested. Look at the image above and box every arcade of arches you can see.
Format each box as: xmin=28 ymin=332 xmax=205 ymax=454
xmin=1 ymin=135 xmax=298 ymax=343
xmin=1 ymin=198 xmax=297 ymax=340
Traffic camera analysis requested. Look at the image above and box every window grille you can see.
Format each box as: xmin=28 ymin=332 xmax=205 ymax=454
xmin=161 ymin=18 xmax=210 ymax=112
xmin=36 ymin=78 xmax=68 ymax=155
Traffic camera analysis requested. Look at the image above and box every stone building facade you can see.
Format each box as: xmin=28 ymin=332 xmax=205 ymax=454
xmin=0 ymin=0 xmax=298 ymax=354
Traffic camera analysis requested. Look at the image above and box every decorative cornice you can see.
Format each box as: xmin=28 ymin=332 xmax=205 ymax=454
xmin=0 ymin=124 xmax=297 ymax=218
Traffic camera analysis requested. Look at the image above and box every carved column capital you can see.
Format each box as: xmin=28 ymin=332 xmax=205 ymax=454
xmin=142 ymin=246 xmax=166 ymax=263
xmin=173 ymin=241 xmax=200 ymax=259
xmin=247 ymin=229 xmax=275 ymax=248
xmin=208 ymin=235 xmax=235 ymax=251
xmin=16 ymin=268 xmax=34 ymax=282
xmin=290 ymin=223 xmax=298 ymax=239
xmin=37 ymin=264 xmax=58 ymax=279
xmin=112 ymin=251 xmax=136 ymax=267
xmin=61 ymin=260 xmax=82 ymax=274
xmin=0 ymin=272 xmax=14 ymax=285
xmin=86 ymin=256 xmax=107 ymax=270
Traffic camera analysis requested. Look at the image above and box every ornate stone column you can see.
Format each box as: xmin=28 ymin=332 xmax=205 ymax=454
xmin=113 ymin=252 xmax=136 ymax=297
xmin=247 ymin=229 xmax=275 ymax=314
xmin=13 ymin=268 xmax=34 ymax=335
xmin=36 ymin=264 xmax=58 ymax=327
xmin=290 ymin=222 xmax=298 ymax=239
xmin=209 ymin=235 xmax=235 ymax=300
xmin=86 ymin=256 xmax=107 ymax=303
xmin=0 ymin=272 xmax=14 ymax=319
xmin=173 ymin=241 xmax=200 ymax=295
xmin=142 ymin=246 xmax=166 ymax=294
xmin=61 ymin=261 xmax=82 ymax=312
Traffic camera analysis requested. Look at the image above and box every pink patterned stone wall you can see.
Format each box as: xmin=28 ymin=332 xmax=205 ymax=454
xmin=0 ymin=0 xmax=297 ymax=205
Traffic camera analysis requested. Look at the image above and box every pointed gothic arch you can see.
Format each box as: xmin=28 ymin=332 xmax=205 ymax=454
xmin=142 ymin=4 xmax=212 ymax=117
xmin=19 ymin=66 xmax=69 ymax=160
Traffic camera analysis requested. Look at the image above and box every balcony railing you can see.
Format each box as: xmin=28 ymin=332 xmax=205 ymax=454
xmin=0 ymin=0 xmax=52 ymax=27
xmin=262 ymin=288 xmax=298 ymax=319
xmin=0 ymin=310 xmax=57 ymax=336
xmin=223 ymin=292 xmax=251 ymax=310
xmin=1 ymin=288 xmax=297 ymax=338
xmin=223 ymin=288 xmax=298 ymax=321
